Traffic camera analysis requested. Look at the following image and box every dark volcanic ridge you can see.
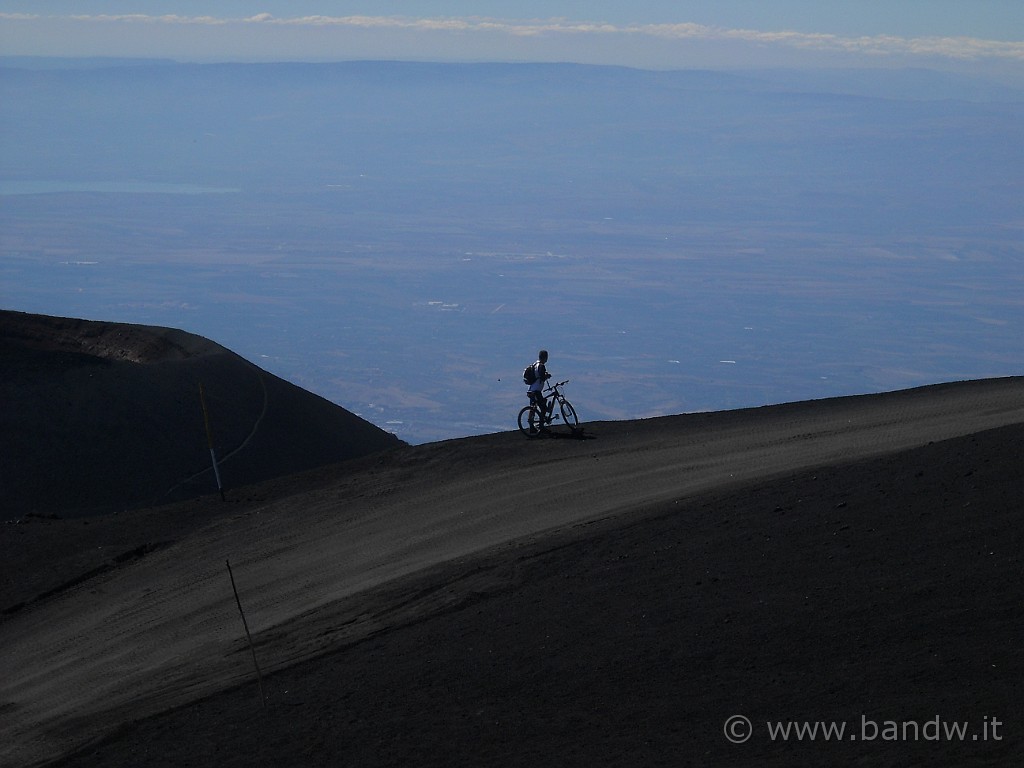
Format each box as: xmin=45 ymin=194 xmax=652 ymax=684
xmin=1 ymin=310 xmax=404 ymax=517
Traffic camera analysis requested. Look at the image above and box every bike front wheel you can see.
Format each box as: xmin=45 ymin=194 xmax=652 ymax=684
xmin=518 ymin=405 xmax=544 ymax=437
xmin=559 ymin=400 xmax=579 ymax=433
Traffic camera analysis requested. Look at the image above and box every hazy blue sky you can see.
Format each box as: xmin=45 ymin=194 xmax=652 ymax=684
xmin=2 ymin=1 xmax=1023 ymax=70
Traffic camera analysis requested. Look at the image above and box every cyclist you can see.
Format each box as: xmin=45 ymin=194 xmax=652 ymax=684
xmin=526 ymin=349 xmax=552 ymax=432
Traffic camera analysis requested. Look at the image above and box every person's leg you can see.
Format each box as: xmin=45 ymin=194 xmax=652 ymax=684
xmin=539 ymin=392 xmax=551 ymax=430
xmin=532 ymin=393 xmax=548 ymax=430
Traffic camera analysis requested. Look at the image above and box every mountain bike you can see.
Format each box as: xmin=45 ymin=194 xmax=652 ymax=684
xmin=518 ymin=380 xmax=580 ymax=437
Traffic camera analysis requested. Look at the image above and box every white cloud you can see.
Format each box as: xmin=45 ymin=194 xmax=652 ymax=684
xmin=2 ymin=13 xmax=1022 ymax=62
xmin=63 ymin=14 xmax=228 ymax=25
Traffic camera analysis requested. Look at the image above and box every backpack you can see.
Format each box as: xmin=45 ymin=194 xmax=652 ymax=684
xmin=523 ymin=363 xmax=537 ymax=385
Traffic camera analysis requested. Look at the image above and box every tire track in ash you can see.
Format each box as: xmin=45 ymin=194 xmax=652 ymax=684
xmin=160 ymin=366 xmax=269 ymax=501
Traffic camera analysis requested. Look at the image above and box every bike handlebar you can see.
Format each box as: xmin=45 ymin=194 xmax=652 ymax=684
xmin=545 ymin=379 xmax=569 ymax=391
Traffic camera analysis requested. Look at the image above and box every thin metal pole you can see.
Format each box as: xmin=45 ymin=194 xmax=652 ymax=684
xmin=227 ymin=559 xmax=267 ymax=710
xmin=199 ymin=382 xmax=226 ymax=501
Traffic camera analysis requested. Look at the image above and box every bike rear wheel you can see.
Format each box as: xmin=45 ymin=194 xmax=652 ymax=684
xmin=518 ymin=405 xmax=544 ymax=437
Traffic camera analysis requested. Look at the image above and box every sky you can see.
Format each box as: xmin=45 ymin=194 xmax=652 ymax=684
xmin=2 ymin=1 xmax=1023 ymax=72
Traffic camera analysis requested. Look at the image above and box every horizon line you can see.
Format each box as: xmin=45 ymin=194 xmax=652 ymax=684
xmin=2 ymin=13 xmax=1023 ymax=64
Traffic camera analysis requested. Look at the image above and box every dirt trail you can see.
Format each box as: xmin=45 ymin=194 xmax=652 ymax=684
xmin=1 ymin=378 xmax=1021 ymax=767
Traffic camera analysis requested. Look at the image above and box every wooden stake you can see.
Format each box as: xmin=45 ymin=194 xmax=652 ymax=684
xmin=199 ymin=382 xmax=226 ymax=501
xmin=227 ymin=559 xmax=267 ymax=710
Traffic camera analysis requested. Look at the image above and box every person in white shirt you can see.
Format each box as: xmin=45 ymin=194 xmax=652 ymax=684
xmin=526 ymin=349 xmax=552 ymax=432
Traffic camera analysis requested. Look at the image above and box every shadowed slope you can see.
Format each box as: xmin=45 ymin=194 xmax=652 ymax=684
xmin=0 ymin=376 xmax=1021 ymax=767
xmin=52 ymin=422 xmax=1024 ymax=768
xmin=0 ymin=310 xmax=404 ymax=517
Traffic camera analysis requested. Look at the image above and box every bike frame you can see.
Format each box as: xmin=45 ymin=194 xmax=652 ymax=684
xmin=536 ymin=380 xmax=568 ymax=423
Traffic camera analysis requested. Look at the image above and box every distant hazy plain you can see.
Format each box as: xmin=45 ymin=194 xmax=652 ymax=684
xmin=2 ymin=61 xmax=1021 ymax=443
